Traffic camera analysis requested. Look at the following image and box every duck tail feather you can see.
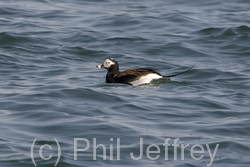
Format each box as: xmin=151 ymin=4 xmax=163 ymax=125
xmin=163 ymin=64 xmax=195 ymax=78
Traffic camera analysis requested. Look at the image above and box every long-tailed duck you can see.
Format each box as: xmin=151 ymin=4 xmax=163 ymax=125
xmin=97 ymin=58 xmax=194 ymax=86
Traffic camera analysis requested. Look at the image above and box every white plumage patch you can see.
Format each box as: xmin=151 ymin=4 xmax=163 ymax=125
xmin=130 ymin=73 xmax=163 ymax=86
xmin=104 ymin=59 xmax=115 ymax=68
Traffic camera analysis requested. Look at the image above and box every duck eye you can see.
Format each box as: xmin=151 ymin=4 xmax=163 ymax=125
xmin=108 ymin=62 xmax=110 ymax=64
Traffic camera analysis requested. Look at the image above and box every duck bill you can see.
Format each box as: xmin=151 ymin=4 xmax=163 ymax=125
xmin=97 ymin=64 xmax=104 ymax=68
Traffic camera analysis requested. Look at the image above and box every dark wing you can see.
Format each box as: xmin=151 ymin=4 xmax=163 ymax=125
xmin=114 ymin=68 xmax=162 ymax=84
xmin=125 ymin=68 xmax=162 ymax=75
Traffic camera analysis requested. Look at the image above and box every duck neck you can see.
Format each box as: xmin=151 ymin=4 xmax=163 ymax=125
xmin=108 ymin=66 xmax=119 ymax=73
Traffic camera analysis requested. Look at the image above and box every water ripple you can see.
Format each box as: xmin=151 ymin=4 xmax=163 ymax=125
xmin=1 ymin=0 xmax=250 ymax=167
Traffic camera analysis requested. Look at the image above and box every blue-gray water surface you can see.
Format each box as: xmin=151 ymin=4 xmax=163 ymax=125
xmin=0 ymin=0 xmax=250 ymax=167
